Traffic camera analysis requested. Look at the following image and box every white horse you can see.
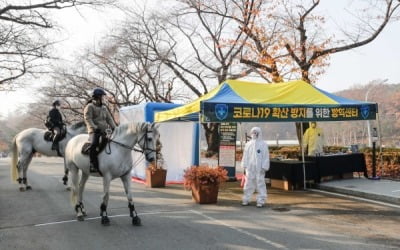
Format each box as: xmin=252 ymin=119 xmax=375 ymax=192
xmin=10 ymin=122 xmax=87 ymax=191
xmin=65 ymin=122 xmax=160 ymax=226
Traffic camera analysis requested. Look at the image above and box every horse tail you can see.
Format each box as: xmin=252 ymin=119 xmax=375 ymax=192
xmin=10 ymin=135 xmax=18 ymax=183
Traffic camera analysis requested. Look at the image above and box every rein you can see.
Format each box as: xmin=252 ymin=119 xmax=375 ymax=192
xmin=104 ymin=127 xmax=156 ymax=159
xmin=106 ymin=139 xmax=143 ymax=153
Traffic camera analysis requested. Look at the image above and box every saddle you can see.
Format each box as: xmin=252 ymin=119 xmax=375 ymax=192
xmin=44 ymin=127 xmax=67 ymax=142
xmin=81 ymin=136 xmax=109 ymax=155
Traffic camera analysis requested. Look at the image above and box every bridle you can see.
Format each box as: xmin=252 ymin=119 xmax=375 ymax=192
xmin=106 ymin=126 xmax=157 ymax=162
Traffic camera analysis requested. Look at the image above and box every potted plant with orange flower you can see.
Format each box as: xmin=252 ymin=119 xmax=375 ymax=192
xmin=183 ymin=165 xmax=228 ymax=204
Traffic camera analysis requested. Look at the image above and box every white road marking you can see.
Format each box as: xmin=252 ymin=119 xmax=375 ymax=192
xmin=190 ymin=210 xmax=288 ymax=249
xmin=391 ymin=190 xmax=400 ymax=193
xmin=311 ymin=189 xmax=400 ymax=209
xmin=34 ymin=210 xmax=191 ymax=227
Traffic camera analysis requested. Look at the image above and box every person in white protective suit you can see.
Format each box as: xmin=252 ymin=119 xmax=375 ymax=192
xmin=241 ymin=127 xmax=270 ymax=208
xmin=303 ymin=122 xmax=325 ymax=156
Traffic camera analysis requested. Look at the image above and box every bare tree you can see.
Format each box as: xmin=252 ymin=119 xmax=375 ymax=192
xmin=40 ymin=1 xmax=258 ymax=154
xmin=235 ymin=0 xmax=400 ymax=140
xmin=118 ymin=0 xmax=259 ymax=154
xmin=38 ymin=27 xmax=179 ymax=122
xmin=33 ymin=1 xmax=399 ymax=154
xmin=0 ymin=0 xmax=116 ymax=90
xmin=238 ymin=0 xmax=400 ymax=84
xmin=38 ymin=61 xmax=99 ymax=122
xmin=92 ymin=32 xmax=176 ymax=105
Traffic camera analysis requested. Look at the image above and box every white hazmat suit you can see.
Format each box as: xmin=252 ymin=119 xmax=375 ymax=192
xmin=241 ymin=127 xmax=270 ymax=207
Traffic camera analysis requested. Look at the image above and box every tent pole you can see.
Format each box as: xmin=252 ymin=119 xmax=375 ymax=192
xmin=301 ymin=122 xmax=306 ymax=190
xmin=198 ymin=113 xmax=201 ymax=167
xmin=376 ymin=112 xmax=383 ymax=176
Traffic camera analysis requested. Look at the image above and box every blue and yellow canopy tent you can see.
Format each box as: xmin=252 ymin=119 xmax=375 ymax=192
xmin=155 ymin=79 xmax=379 ymax=189
xmin=155 ymin=79 xmax=378 ymax=123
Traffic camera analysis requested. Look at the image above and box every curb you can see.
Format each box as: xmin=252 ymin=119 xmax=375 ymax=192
xmin=315 ymin=184 xmax=400 ymax=205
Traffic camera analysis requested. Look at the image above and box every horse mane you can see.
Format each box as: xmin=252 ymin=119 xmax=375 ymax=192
xmin=114 ymin=122 xmax=149 ymax=137
xmin=69 ymin=121 xmax=86 ymax=130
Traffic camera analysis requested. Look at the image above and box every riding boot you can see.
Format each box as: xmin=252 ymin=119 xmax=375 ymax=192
xmin=89 ymin=148 xmax=99 ymax=173
xmin=51 ymin=141 xmax=59 ymax=151
xmin=51 ymin=133 xmax=60 ymax=150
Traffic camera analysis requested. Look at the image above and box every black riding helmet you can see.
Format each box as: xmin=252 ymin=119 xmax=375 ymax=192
xmin=92 ymin=88 xmax=106 ymax=98
xmin=52 ymin=100 xmax=61 ymax=107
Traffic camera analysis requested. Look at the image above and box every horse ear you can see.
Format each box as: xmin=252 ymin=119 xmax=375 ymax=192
xmin=153 ymin=123 xmax=160 ymax=129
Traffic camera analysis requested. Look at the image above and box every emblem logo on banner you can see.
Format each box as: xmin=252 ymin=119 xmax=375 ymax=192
xmin=360 ymin=105 xmax=370 ymax=119
xmin=215 ymin=104 xmax=228 ymax=120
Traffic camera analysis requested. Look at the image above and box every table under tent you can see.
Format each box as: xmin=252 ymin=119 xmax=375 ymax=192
xmin=154 ymin=79 xmax=379 ymax=189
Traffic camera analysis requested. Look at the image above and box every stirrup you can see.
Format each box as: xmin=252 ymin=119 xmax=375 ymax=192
xmin=90 ymin=167 xmax=98 ymax=173
xmin=89 ymin=164 xmax=98 ymax=173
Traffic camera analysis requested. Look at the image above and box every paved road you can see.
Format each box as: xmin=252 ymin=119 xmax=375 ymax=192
xmin=1 ymin=157 xmax=399 ymax=250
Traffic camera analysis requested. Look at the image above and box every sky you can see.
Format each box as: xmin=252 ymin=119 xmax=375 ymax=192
xmin=0 ymin=0 xmax=399 ymax=117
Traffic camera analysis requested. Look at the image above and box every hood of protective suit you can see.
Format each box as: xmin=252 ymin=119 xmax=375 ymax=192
xmin=250 ymin=127 xmax=263 ymax=141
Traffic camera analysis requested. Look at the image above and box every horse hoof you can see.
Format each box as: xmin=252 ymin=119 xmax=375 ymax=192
xmin=62 ymin=177 xmax=68 ymax=185
xmin=26 ymin=186 xmax=32 ymax=190
xmin=19 ymin=187 xmax=25 ymax=192
xmin=77 ymin=215 xmax=84 ymax=221
xmin=132 ymin=216 xmax=141 ymax=226
xmin=101 ymin=216 xmax=110 ymax=226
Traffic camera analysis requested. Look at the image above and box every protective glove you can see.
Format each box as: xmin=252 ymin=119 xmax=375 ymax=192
xmin=240 ymin=174 xmax=246 ymax=188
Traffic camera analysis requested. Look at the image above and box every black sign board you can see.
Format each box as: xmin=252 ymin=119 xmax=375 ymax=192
xmin=218 ymin=122 xmax=237 ymax=180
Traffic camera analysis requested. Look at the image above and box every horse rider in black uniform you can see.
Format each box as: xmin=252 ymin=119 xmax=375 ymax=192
xmin=47 ymin=100 xmax=64 ymax=151
xmin=83 ymin=88 xmax=117 ymax=173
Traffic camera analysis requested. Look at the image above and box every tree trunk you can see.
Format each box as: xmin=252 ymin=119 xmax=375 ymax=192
xmin=202 ymin=123 xmax=220 ymax=157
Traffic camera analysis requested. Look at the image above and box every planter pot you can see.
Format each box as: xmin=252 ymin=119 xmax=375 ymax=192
xmin=191 ymin=181 xmax=219 ymax=204
xmin=146 ymin=168 xmax=167 ymax=188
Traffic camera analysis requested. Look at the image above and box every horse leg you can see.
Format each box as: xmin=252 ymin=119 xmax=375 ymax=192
xmin=68 ymin=162 xmax=86 ymax=221
xmin=75 ymin=172 xmax=89 ymax=221
xmin=16 ymin=161 xmax=25 ymax=192
xmin=121 ymin=173 xmax=141 ymax=226
xmin=63 ymin=169 xmax=71 ymax=191
xmin=77 ymin=172 xmax=89 ymax=216
xmin=23 ymin=158 xmax=33 ymax=191
xmin=100 ymin=176 xmax=111 ymax=226
xmin=62 ymin=158 xmax=69 ymax=187
xmin=17 ymin=152 xmax=33 ymax=191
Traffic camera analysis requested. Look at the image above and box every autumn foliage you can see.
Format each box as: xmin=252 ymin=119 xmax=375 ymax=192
xmin=364 ymin=150 xmax=400 ymax=180
xmin=183 ymin=166 xmax=228 ymax=190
